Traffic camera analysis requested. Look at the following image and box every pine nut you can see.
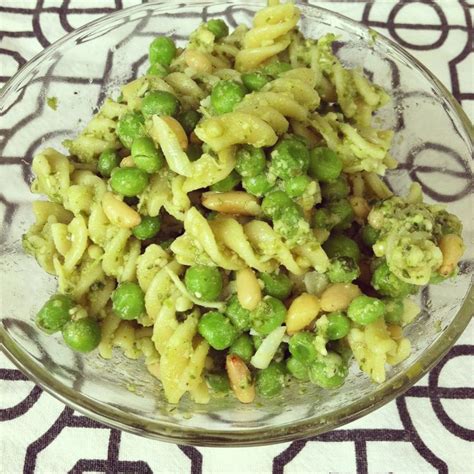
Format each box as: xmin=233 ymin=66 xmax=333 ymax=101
xmin=438 ymin=234 xmax=464 ymax=276
xmin=102 ymin=192 xmax=141 ymax=228
xmin=236 ymin=267 xmax=262 ymax=310
xmin=120 ymin=155 xmax=135 ymax=168
xmin=349 ymin=196 xmax=371 ymax=220
xmin=226 ymin=354 xmax=255 ymax=403
xmin=387 ymin=324 xmax=403 ymax=341
xmin=202 ymin=191 xmax=261 ymax=216
xmin=286 ymin=293 xmax=321 ymax=335
xmin=320 ymin=283 xmax=361 ymax=312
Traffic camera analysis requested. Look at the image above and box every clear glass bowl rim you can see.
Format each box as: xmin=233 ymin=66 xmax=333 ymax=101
xmin=0 ymin=0 xmax=472 ymax=447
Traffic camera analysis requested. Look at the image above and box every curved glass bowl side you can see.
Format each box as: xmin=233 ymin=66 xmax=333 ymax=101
xmin=1 ymin=285 xmax=473 ymax=446
xmin=0 ymin=1 xmax=473 ymax=446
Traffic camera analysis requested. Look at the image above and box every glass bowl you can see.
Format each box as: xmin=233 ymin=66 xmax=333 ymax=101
xmin=0 ymin=1 xmax=472 ymax=447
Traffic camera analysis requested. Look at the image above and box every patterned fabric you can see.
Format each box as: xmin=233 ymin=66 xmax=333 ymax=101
xmin=0 ymin=1 xmax=472 ymax=472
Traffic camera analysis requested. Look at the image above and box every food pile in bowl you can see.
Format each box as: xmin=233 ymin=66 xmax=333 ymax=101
xmin=23 ymin=0 xmax=465 ymax=406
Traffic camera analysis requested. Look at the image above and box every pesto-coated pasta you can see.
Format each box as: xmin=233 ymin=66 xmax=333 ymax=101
xmin=24 ymin=0 xmax=465 ymax=405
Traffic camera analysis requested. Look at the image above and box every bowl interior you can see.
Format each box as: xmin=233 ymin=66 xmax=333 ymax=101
xmin=0 ymin=1 xmax=472 ymax=446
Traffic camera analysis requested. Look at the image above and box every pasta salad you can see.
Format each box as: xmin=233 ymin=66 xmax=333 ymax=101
xmin=24 ymin=0 xmax=465 ymax=405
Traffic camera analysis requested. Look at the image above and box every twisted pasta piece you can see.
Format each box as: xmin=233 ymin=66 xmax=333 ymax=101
xmin=136 ymin=244 xmax=170 ymax=293
xmin=171 ymin=207 xmax=243 ymax=270
xmin=31 ymin=148 xmax=73 ymax=203
xmin=98 ymin=311 xmax=159 ymax=373
xmin=88 ymin=200 xmax=141 ymax=282
xmin=310 ymin=112 xmax=394 ymax=174
xmin=182 ymin=147 xmax=236 ymax=192
xmin=165 ymin=72 xmax=207 ymax=108
xmin=138 ymin=170 xmax=190 ymax=221
xmin=22 ymin=202 xmax=73 ymax=274
xmin=50 ymin=214 xmax=88 ymax=273
xmin=142 ymin=259 xmax=187 ymax=323
xmin=195 ymin=112 xmax=278 ymax=151
xmin=171 ymin=208 xmax=326 ymax=275
xmin=148 ymin=116 xmax=237 ymax=193
xmin=235 ymin=2 xmax=300 ymax=71
xmin=64 ymin=170 xmax=107 ymax=216
xmin=64 ymin=99 xmax=125 ymax=163
xmin=54 ymin=250 xmax=104 ymax=300
xmin=348 ymin=318 xmax=411 ymax=383
xmin=195 ymin=71 xmax=318 ymax=150
xmin=153 ymin=300 xmax=210 ymax=404
xmin=101 ymin=228 xmax=141 ymax=282
xmin=243 ymin=220 xmax=312 ymax=275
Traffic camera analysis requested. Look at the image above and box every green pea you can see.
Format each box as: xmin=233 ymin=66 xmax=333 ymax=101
xmin=147 ymin=62 xmax=169 ymax=77
xmin=259 ymin=272 xmax=292 ymax=300
xmin=371 ymin=261 xmax=415 ymax=298
xmin=288 ymin=331 xmax=317 ymax=364
xmin=261 ymin=61 xmax=292 ymax=77
xmin=207 ymin=373 xmax=230 ymax=392
xmin=206 ymin=19 xmax=229 ymax=39
xmin=321 ymin=176 xmax=349 ymax=202
xmin=285 ymin=175 xmax=311 ymax=198
xmin=142 ymin=90 xmax=179 ymax=117
xmin=347 ymin=295 xmax=385 ymax=325
xmin=132 ymin=215 xmax=161 ymax=240
xmin=62 ymin=317 xmax=101 ymax=353
xmin=149 ymin=36 xmax=176 ymax=66
xmin=286 ymin=357 xmax=309 ymax=381
xmin=116 ymin=112 xmax=145 ymax=149
xmin=384 ymin=298 xmax=404 ymax=325
xmin=242 ymin=174 xmax=273 ymax=197
xmin=198 ymin=311 xmax=238 ymax=350
xmin=361 ymin=225 xmax=380 ymax=248
xmin=261 ymin=190 xmax=294 ymax=219
xmin=211 ymin=80 xmax=246 ymax=115
xmin=327 ymin=256 xmax=360 ymax=283
xmin=110 ymin=167 xmax=149 ymax=197
xmin=252 ymin=334 xmax=263 ymax=350
xmin=270 ymin=138 xmax=310 ymax=180
xmin=36 ymin=294 xmax=74 ymax=334
xmin=308 ymin=147 xmax=343 ymax=182
xmin=235 ymin=145 xmax=266 ymax=177
xmin=435 ymin=209 xmax=463 ymax=237
xmin=210 ymin=170 xmax=241 ymax=192
xmin=112 ymin=282 xmax=145 ymax=320
xmin=250 ymin=296 xmax=286 ymax=335
xmin=229 ymin=334 xmax=254 ymax=363
xmin=97 ymin=149 xmax=120 ymax=178
xmin=177 ymin=110 xmax=201 ymax=134
xmin=326 ymin=311 xmax=351 ymax=340
xmin=241 ymin=71 xmax=271 ymax=91
xmin=226 ymin=295 xmax=251 ymax=331
xmin=131 ymin=137 xmax=165 ymax=174
xmin=323 ymin=234 xmax=361 ymax=262
xmin=308 ymin=352 xmax=348 ymax=389
xmin=187 ymin=143 xmax=202 ymax=162
xmin=256 ymin=361 xmax=286 ymax=398
xmin=274 ymin=206 xmax=305 ymax=240
xmin=328 ymin=199 xmax=354 ymax=230
xmin=312 ymin=208 xmax=332 ymax=230
xmin=185 ymin=265 xmax=223 ymax=301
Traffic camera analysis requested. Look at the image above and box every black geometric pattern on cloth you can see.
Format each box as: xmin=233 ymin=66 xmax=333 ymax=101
xmin=0 ymin=1 xmax=472 ymax=473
